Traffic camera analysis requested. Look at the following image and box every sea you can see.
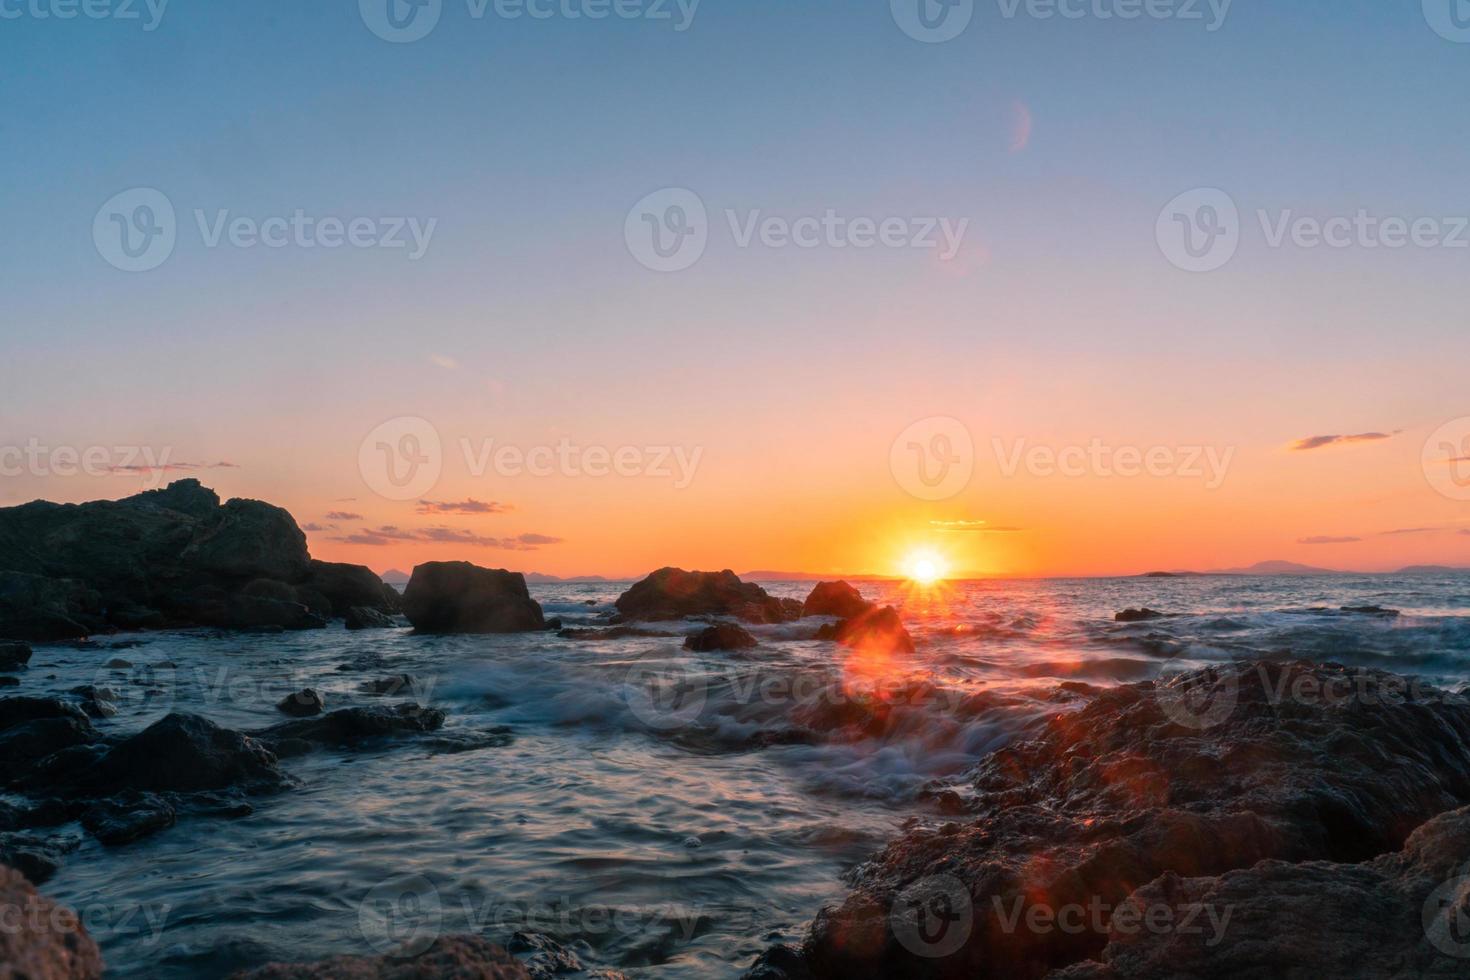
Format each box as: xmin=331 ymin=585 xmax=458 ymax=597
xmin=10 ymin=572 xmax=1470 ymax=978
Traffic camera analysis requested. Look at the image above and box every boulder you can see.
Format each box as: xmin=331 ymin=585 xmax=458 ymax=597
xmin=802 ymin=581 xmax=873 ymax=620
xmin=241 ymin=579 xmax=299 ymax=603
xmin=402 ymin=562 xmax=545 ymax=634
xmin=0 ymin=862 xmax=104 ymax=979
xmin=815 ymin=606 xmax=915 ymax=655
xmin=0 ymin=717 xmax=99 ymax=782
xmin=276 ymin=690 xmax=325 ymax=717
xmin=1055 ymin=804 xmax=1470 ymax=979
xmin=0 ymin=641 xmax=32 ymax=671
xmin=93 ymin=713 xmax=288 ymax=794
xmin=685 ymin=624 xmax=758 ymax=652
xmin=1115 ymin=608 xmax=1166 ymax=623
xmin=789 ymin=661 xmax=1470 ymax=979
xmin=0 ymin=572 xmax=99 ymax=641
xmin=615 ymin=568 xmax=793 ymax=624
xmin=304 ymin=560 xmax=401 ymax=615
xmin=344 ymin=606 xmax=396 ymax=631
xmin=254 ymin=704 xmax=447 ymax=752
xmin=79 ymin=792 xmax=177 ymax=846
xmin=178 ymin=498 xmax=310 ymax=584
xmin=228 ymin=935 xmax=530 ymax=979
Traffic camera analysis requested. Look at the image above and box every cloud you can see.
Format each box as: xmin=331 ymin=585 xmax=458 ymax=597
xmin=1462 ymin=529 xmax=1470 ymax=536
xmin=1298 ymin=536 xmax=1362 ymax=545
xmin=429 ymin=354 xmax=459 ymax=370
xmin=930 ymin=520 xmax=1026 ymax=533
xmin=301 ymin=522 xmax=338 ymax=533
xmin=107 ymin=461 xmax=238 ymax=475
xmin=331 ymin=525 xmax=562 ymax=550
xmin=325 ymin=511 xmax=363 ymax=521
xmin=333 ymin=497 xmax=357 ymax=503
xmin=1289 ymin=432 xmax=1396 ymax=452
xmin=1381 ymin=527 xmax=1438 ymax=536
xmin=416 ymin=499 xmax=511 ymax=515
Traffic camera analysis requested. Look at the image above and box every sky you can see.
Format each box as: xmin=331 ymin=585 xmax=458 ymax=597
xmin=2 ymin=0 xmax=1469 ymax=578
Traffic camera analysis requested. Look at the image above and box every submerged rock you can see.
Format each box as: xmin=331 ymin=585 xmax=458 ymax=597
xmin=615 ymin=568 xmax=794 ymax=624
xmin=254 ymin=704 xmax=447 ymax=752
xmin=0 ymin=640 xmax=33 ymax=671
xmin=93 ymin=713 xmax=288 ymax=795
xmin=0 ymin=862 xmax=104 ymax=979
xmin=787 ymin=660 xmax=1470 ymax=979
xmin=815 ymin=606 xmax=915 ymax=655
xmin=802 ymin=581 xmax=873 ymax=620
xmin=276 ymin=689 xmax=325 ymax=717
xmin=402 ymin=562 xmax=545 ymax=633
xmin=344 ymin=606 xmax=396 ymax=630
xmin=1114 ymin=608 xmax=1166 ymax=622
xmin=228 ymin=935 xmax=530 ymax=979
xmin=685 ymin=623 xmax=758 ymax=652
xmin=80 ymin=792 xmax=177 ymax=846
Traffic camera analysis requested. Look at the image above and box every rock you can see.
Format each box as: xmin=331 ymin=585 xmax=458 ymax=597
xmin=0 ymin=717 xmax=99 ymax=782
xmin=0 ymin=862 xmax=104 ymax=979
xmin=802 ymin=581 xmax=873 ymax=619
xmin=79 ymin=792 xmax=177 ymax=846
xmin=254 ymin=704 xmax=447 ymax=751
xmin=105 ymin=657 xmax=132 ymax=669
xmin=0 ymin=572 xmax=99 ymax=641
xmin=558 ymin=625 xmax=677 ymax=641
xmin=344 ymin=606 xmax=396 ymax=630
xmin=1053 ymin=804 xmax=1470 ymax=980
xmin=508 ymin=932 xmax=584 ymax=974
xmin=615 ymin=568 xmax=794 ymax=624
xmin=744 ymin=943 xmax=811 ymax=980
xmin=0 ymin=641 xmax=32 ymax=671
xmin=361 ymin=675 xmax=418 ymax=697
xmin=179 ymin=498 xmax=310 ymax=584
xmin=0 ymin=697 xmax=90 ymax=732
xmin=1341 ymin=604 xmax=1401 ymax=617
xmin=685 ymin=623 xmax=758 ymax=652
xmin=186 ymin=593 xmax=327 ymax=632
xmin=94 ymin=713 xmax=288 ymax=794
xmin=276 ymin=689 xmax=325 ymax=717
xmin=0 ymin=676 xmax=17 ymax=687
xmin=792 ymin=661 xmax=1470 ymax=979
xmin=303 ymin=560 xmax=402 ymax=615
xmin=0 ymin=834 xmax=74 ymax=886
xmin=815 ymin=606 xmax=915 ymax=655
xmin=1115 ymin=608 xmax=1166 ymax=622
xmin=402 ymin=562 xmax=545 ymax=634
xmin=228 ymin=935 xmax=530 ymax=979
xmin=241 ymin=578 xmax=299 ymax=603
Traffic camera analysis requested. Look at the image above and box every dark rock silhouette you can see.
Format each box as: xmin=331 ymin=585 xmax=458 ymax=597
xmin=0 ymin=641 xmax=34 ymax=671
xmin=254 ymin=704 xmax=447 ymax=755
xmin=1114 ymin=608 xmax=1165 ymax=622
xmin=616 ymin=568 xmax=795 ymax=624
xmin=276 ymin=689 xmax=325 ymax=717
xmin=344 ymin=606 xmax=396 ymax=630
xmin=815 ymin=606 xmax=915 ymax=655
xmin=402 ymin=562 xmax=545 ymax=633
xmin=802 ymin=581 xmax=873 ymax=619
xmin=685 ymin=623 xmax=758 ymax=652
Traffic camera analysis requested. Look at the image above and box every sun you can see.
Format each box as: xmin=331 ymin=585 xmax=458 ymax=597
xmin=903 ymin=551 xmax=947 ymax=586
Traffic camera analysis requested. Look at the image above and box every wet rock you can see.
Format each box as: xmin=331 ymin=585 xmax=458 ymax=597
xmin=0 ymin=676 xmax=17 ymax=687
xmin=0 ymin=572 xmax=99 ymax=641
xmin=793 ymin=661 xmax=1470 ymax=979
xmin=685 ymin=623 xmax=758 ymax=652
xmin=0 ymin=862 xmax=104 ymax=979
xmin=361 ymin=675 xmax=419 ymax=697
xmin=228 ymin=935 xmax=530 ymax=979
xmin=402 ymin=562 xmax=545 ymax=634
xmin=254 ymin=704 xmax=447 ymax=751
xmin=508 ymin=931 xmax=584 ymax=974
xmin=180 ymin=498 xmax=310 ymax=584
xmin=94 ymin=713 xmax=288 ymax=794
xmin=80 ymin=792 xmax=177 ymax=846
xmin=615 ymin=568 xmax=794 ymax=624
xmin=0 ymin=833 xmax=76 ymax=885
xmin=276 ymin=689 xmax=325 ymax=717
xmin=424 ymin=727 xmax=515 ymax=754
xmin=815 ymin=606 xmax=915 ymax=655
xmin=67 ymin=686 xmax=119 ymax=719
xmin=744 ymin=943 xmax=811 ymax=980
xmin=0 ymin=718 xmax=99 ymax=783
xmin=802 ymin=581 xmax=873 ymax=620
xmin=0 ymin=697 xmax=90 ymax=731
xmin=1341 ymin=604 xmax=1401 ymax=617
xmin=303 ymin=560 xmax=402 ymax=615
xmin=345 ymin=606 xmax=396 ymax=630
xmin=1054 ymin=804 xmax=1470 ymax=980
xmin=1114 ymin=608 xmax=1166 ymax=622
xmin=0 ymin=641 xmax=32 ymax=670
xmin=105 ymin=657 xmax=133 ymax=669
xmin=188 ymin=593 xmax=328 ymax=632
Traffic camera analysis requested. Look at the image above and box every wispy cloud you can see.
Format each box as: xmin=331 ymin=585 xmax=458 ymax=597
xmin=1298 ymin=535 xmax=1362 ymax=545
xmin=930 ymin=520 xmax=1025 ymax=533
xmin=301 ymin=522 xmax=338 ymax=533
xmin=325 ymin=511 xmax=363 ymax=521
xmin=1289 ymin=432 xmax=1396 ymax=452
xmin=1381 ymin=527 xmax=1439 ymax=536
xmin=429 ymin=354 xmax=458 ymax=370
xmin=416 ymin=499 xmax=511 ymax=515
xmin=108 ymin=460 xmax=238 ymax=475
xmin=331 ymin=526 xmax=562 ymax=550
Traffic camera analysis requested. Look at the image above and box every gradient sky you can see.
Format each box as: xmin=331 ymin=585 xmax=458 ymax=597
xmin=2 ymin=0 xmax=1468 ymax=577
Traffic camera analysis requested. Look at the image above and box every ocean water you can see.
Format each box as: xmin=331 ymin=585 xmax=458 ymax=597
xmin=10 ymin=573 xmax=1470 ymax=978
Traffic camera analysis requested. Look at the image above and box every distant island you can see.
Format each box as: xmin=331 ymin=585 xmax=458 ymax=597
xmin=1142 ymin=561 xmax=1470 ymax=578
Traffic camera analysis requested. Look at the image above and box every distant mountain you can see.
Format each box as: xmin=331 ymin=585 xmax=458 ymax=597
xmin=380 ymin=568 xmax=410 ymax=587
xmin=1211 ymin=560 xmax=1342 ymax=576
xmin=1397 ymin=565 xmax=1470 ymax=575
xmin=524 ymin=573 xmax=611 ymax=584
